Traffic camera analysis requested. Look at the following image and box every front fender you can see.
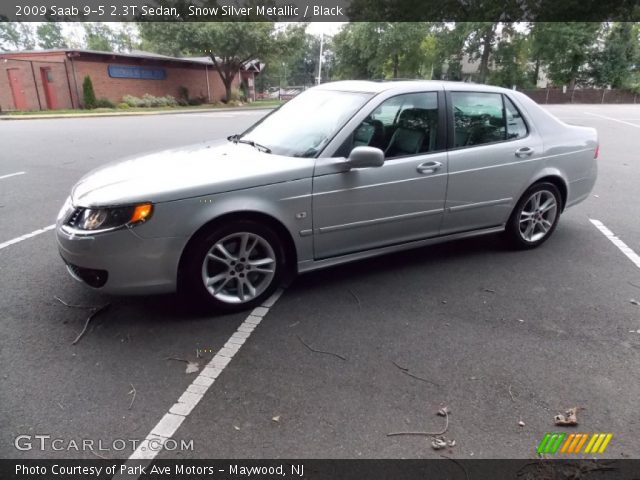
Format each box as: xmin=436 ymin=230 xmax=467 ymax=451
xmin=133 ymin=178 xmax=314 ymax=264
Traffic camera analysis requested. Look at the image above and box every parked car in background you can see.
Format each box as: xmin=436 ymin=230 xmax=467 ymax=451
xmin=57 ymin=81 xmax=598 ymax=311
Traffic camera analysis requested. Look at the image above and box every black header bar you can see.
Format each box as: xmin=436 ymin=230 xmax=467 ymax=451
xmin=2 ymin=0 xmax=639 ymax=22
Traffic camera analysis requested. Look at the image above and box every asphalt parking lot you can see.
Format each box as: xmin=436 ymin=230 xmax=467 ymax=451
xmin=1 ymin=104 xmax=639 ymax=460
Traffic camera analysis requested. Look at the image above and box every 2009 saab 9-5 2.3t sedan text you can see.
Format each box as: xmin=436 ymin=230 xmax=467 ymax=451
xmin=57 ymin=81 xmax=598 ymax=311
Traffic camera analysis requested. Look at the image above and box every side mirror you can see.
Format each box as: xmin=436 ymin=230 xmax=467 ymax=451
xmin=347 ymin=146 xmax=385 ymax=169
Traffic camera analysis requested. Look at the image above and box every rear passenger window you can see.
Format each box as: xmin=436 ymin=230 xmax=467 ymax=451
xmin=504 ymin=96 xmax=528 ymax=139
xmin=452 ymin=92 xmax=506 ymax=147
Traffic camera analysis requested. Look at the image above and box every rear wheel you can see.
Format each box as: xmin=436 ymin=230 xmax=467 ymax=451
xmin=182 ymin=221 xmax=284 ymax=312
xmin=506 ymin=182 xmax=561 ymax=249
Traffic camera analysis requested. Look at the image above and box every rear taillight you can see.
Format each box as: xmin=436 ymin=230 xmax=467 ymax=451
xmin=594 ymin=144 xmax=600 ymax=159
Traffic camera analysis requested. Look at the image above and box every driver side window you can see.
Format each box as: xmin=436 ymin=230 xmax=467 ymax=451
xmin=346 ymin=92 xmax=440 ymax=159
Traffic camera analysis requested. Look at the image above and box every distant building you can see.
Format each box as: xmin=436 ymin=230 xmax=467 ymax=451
xmin=0 ymin=49 xmax=263 ymax=111
xmin=458 ymin=54 xmax=549 ymax=88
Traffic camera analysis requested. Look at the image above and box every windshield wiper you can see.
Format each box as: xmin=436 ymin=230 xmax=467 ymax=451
xmin=227 ymin=133 xmax=270 ymax=153
xmin=237 ymin=138 xmax=271 ymax=153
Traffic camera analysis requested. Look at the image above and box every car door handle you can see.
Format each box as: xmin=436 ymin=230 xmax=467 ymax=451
xmin=417 ymin=161 xmax=442 ymax=174
xmin=515 ymin=147 xmax=534 ymax=158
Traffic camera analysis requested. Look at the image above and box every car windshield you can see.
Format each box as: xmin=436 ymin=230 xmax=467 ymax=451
xmin=237 ymin=89 xmax=373 ymax=157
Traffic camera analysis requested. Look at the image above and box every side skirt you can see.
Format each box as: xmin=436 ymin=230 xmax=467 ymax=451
xmin=297 ymin=225 xmax=505 ymax=273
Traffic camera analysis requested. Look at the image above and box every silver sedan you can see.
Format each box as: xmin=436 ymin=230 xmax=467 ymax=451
xmin=57 ymin=81 xmax=598 ymax=311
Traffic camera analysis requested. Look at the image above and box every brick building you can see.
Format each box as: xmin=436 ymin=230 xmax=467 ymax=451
xmin=0 ymin=49 xmax=259 ymax=111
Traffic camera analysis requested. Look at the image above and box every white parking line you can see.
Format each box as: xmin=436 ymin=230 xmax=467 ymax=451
xmin=590 ymin=219 xmax=640 ymax=270
xmin=584 ymin=112 xmax=640 ymax=129
xmin=0 ymin=171 xmax=26 ymax=180
xmin=0 ymin=225 xmax=55 ymax=251
xmin=113 ymin=288 xmax=285 ymax=478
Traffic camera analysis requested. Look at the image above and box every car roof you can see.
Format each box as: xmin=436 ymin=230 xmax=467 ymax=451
xmin=316 ymin=80 xmax=514 ymax=95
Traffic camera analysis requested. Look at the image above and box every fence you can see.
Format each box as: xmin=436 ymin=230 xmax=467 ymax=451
xmin=521 ymin=88 xmax=638 ymax=104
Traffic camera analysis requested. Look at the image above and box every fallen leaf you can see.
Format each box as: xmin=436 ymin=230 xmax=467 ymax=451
xmin=431 ymin=437 xmax=447 ymax=450
xmin=185 ymin=361 xmax=199 ymax=374
xmin=437 ymin=406 xmax=451 ymax=417
xmin=554 ymin=407 xmax=579 ymax=426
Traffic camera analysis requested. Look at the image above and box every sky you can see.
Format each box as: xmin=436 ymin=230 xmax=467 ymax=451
xmin=58 ymin=22 xmax=346 ymax=48
xmin=305 ymin=22 xmax=346 ymax=36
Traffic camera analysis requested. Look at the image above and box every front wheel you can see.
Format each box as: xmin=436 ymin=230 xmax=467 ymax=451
xmin=182 ymin=221 xmax=285 ymax=312
xmin=505 ymin=182 xmax=561 ymax=249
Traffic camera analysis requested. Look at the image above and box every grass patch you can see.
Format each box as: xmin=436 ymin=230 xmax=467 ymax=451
xmin=2 ymin=100 xmax=283 ymax=117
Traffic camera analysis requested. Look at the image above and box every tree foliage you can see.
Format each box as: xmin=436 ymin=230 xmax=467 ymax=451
xmin=591 ymin=22 xmax=640 ymax=88
xmin=0 ymin=22 xmax=35 ymax=51
xmin=332 ymin=23 xmax=431 ymax=80
xmin=139 ymin=22 xmax=276 ymax=101
xmin=82 ymin=75 xmax=97 ymax=109
xmin=36 ymin=23 xmax=67 ymax=49
xmin=530 ymin=22 xmax=602 ymax=89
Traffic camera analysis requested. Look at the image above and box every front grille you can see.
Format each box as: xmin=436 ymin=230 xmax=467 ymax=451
xmin=66 ymin=262 xmax=108 ymax=288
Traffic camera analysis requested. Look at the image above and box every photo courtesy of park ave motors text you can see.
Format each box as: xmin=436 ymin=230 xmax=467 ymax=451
xmin=1 ymin=4 xmax=640 ymax=477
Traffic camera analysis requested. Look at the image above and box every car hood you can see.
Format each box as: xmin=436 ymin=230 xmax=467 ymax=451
xmin=71 ymin=141 xmax=316 ymax=207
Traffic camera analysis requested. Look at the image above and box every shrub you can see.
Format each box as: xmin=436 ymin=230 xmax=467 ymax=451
xmin=95 ymin=98 xmax=115 ymax=108
xmin=122 ymin=95 xmax=142 ymax=107
xmin=178 ymin=85 xmax=189 ymax=101
xmin=228 ymin=88 xmax=244 ymax=103
xmin=121 ymin=94 xmax=177 ymax=108
xmin=187 ymin=96 xmax=206 ymax=106
xmin=116 ymin=102 xmax=130 ymax=109
xmin=239 ymin=81 xmax=248 ymax=101
xmin=82 ymin=76 xmax=97 ymax=109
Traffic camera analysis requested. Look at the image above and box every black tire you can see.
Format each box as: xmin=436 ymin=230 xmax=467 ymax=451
xmin=505 ymin=182 xmax=562 ymax=250
xmin=181 ymin=220 xmax=285 ymax=313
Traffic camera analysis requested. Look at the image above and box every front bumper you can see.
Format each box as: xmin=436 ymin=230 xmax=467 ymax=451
xmin=56 ymin=223 xmax=187 ymax=295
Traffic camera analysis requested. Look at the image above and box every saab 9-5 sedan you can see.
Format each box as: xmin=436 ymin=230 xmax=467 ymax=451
xmin=57 ymin=81 xmax=598 ymax=311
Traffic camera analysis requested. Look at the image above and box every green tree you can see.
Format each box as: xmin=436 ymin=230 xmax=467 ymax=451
xmin=138 ymin=23 xmax=186 ymax=56
xmin=112 ymin=24 xmax=139 ymax=52
xmin=591 ymin=22 xmax=639 ymax=88
xmin=36 ymin=23 xmax=67 ymax=49
xmin=82 ymin=75 xmax=97 ymax=109
xmin=83 ymin=23 xmax=115 ymax=51
xmin=531 ymin=22 xmax=602 ymax=89
xmin=332 ymin=22 xmax=431 ymax=80
xmin=139 ymin=22 xmax=276 ymax=102
xmin=0 ymin=22 xmax=35 ymax=51
xmin=489 ymin=26 xmax=534 ymax=89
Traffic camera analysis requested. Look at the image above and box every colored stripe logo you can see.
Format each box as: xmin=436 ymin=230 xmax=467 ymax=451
xmin=537 ymin=433 xmax=613 ymax=454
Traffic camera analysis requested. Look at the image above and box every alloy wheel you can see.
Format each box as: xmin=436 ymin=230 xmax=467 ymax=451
xmin=201 ymin=232 xmax=276 ymax=304
xmin=518 ymin=190 xmax=558 ymax=243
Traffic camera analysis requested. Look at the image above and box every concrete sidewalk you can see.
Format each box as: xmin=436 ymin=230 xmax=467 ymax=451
xmin=0 ymin=105 xmax=277 ymax=120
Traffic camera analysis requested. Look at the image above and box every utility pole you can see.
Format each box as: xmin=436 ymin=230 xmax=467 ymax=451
xmin=316 ymin=32 xmax=324 ymax=85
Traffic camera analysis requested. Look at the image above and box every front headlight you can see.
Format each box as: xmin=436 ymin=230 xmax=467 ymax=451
xmin=66 ymin=203 xmax=153 ymax=233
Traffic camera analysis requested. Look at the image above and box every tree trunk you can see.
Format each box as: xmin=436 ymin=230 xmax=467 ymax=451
xmin=223 ymin=78 xmax=232 ymax=103
xmin=533 ymin=58 xmax=540 ymax=86
xmin=393 ymin=53 xmax=399 ymax=79
xmin=479 ymin=27 xmax=495 ymax=84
